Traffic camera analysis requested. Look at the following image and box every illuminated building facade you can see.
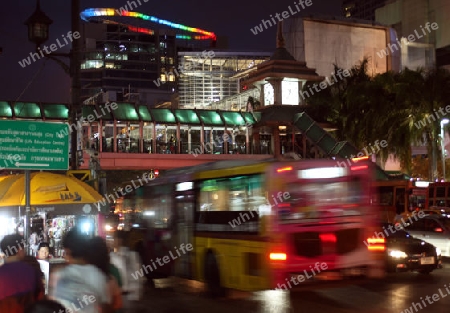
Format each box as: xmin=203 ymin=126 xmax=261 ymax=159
xmin=78 ymin=8 xmax=216 ymax=106
xmin=177 ymin=51 xmax=271 ymax=109
xmin=376 ymin=0 xmax=450 ymax=70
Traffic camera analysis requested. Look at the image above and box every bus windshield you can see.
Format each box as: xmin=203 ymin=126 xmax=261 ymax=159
xmin=278 ymin=178 xmax=365 ymax=221
xmin=287 ymin=180 xmax=363 ymax=206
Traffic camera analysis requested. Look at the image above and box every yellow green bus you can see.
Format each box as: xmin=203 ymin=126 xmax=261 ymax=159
xmin=124 ymin=158 xmax=384 ymax=295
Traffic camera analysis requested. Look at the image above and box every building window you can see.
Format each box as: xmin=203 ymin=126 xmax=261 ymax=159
xmin=81 ymin=60 xmax=104 ymax=69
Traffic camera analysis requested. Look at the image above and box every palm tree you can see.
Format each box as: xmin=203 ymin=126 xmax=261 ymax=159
xmin=304 ymin=59 xmax=373 ymax=143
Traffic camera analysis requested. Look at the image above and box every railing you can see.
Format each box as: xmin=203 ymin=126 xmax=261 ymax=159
xmin=86 ymin=138 xmax=274 ymax=155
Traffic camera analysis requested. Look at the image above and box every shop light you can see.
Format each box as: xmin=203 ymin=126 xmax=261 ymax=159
xmin=176 ymin=182 xmax=193 ymax=191
xmin=81 ymin=222 xmax=91 ymax=233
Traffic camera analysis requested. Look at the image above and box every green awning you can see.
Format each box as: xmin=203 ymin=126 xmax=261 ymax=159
xmin=196 ymin=111 xmax=223 ymax=126
xmin=149 ymin=109 xmax=176 ymax=123
xmin=112 ymin=103 xmax=139 ymax=121
xmin=82 ymin=105 xmax=114 ymax=121
xmin=13 ymin=102 xmax=41 ymax=118
xmin=242 ymin=112 xmax=258 ymax=124
xmin=137 ymin=106 xmax=152 ymax=122
xmin=82 ymin=106 xmax=99 ymax=121
xmin=173 ymin=109 xmax=200 ymax=124
xmin=0 ymin=101 xmax=12 ymax=118
xmin=220 ymin=111 xmax=245 ymax=126
xmin=42 ymin=104 xmax=69 ymax=119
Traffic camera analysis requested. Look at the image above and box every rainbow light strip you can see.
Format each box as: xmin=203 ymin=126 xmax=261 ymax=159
xmin=80 ymin=8 xmax=216 ymax=41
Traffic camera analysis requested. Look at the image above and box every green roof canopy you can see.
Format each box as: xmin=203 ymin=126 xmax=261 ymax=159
xmin=196 ymin=111 xmax=223 ymax=126
xmin=112 ymin=102 xmax=139 ymax=121
xmin=0 ymin=101 xmax=13 ymax=118
xmin=138 ymin=106 xmax=152 ymax=122
xmin=220 ymin=111 xmax=245 ymax=126
xmin=149 ymin=109 xmax=176 ymax=123
xmin=173 ymin=109 xmax=200 ymax=124
xmin=0 ymin=101 xmax=261 ymax=128
xmin=42 ymin=104 xmax=69 ymax=119
xmin=14 ymin=102 xmax=41 ymax=118
xmin=242 ymin=112 xmax=258 ymax=124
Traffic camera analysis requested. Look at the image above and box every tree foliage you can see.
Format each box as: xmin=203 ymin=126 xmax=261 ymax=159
xmin=305 ymin=61 xmax=450 ymax=178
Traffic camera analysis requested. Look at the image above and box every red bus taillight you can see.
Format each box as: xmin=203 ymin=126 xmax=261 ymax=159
xmin=351 ymin=165 xmax=368 ymax=171
xmin=270 ymin=253 xmax=287 ymax=261
xmin=276 ymin=166 xmax=293 ymax=173
xmin=319 ymin=233 xmax=337 ymax=243
xmin=366 ymin=238 xmax=385 ymax=251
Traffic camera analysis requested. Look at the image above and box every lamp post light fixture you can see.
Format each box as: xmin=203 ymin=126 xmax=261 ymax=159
xmin=24 ymin=0 xmax=53 ymax=46
xmin=25 ymin=0 xmax=81 ymax=170
xmin=441 ymin=118 xmax=449 ymax=181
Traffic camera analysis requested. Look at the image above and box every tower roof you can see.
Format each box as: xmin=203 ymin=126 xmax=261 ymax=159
xmin=242 ymin=21 xmax=323 ymax=85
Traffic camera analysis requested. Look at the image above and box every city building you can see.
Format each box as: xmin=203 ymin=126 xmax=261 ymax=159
xmin=282 ymin=16 xmax=400 ymax=80
xmin=177 ymin=51 xmax=271 ymax=109
xmin=375 ymin=0 xmax=450 ymax=70
xmin=343 ymin=0 xmax=389 ymax=20
xmin=78 ymin=8 xmax=217 ymax=106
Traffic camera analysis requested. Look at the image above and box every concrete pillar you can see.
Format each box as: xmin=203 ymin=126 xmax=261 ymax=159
xmin=273 ymin=127 xmax=281 ymax=158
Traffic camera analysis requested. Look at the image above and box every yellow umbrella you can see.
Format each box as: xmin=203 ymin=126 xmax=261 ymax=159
xmin=0 ymin=172 xmax=107 ymax=215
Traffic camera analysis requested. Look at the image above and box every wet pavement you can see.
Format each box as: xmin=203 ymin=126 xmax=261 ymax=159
xmin=137 ymin=262 xmax=450 ymax=313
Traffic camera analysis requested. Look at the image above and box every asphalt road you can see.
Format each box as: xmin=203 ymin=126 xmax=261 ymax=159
xmin=137 ymin=262 xmax=450 ymax=313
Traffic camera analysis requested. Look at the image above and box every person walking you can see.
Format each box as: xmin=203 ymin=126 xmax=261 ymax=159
xmin=0 ymin=234 xmax=43 ymax=313
xmin=85 ymin=236 xmax=123 ymax=313
xmin=49 ymin=229 xmax=113 ymax=313
xmin=110 ymin=230 xmax=144 ymax=312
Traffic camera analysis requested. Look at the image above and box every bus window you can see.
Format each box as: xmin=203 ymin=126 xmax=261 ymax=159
xmin=198 ymin=174 xmax=266 ymax=212
xmin=198 ymin=178 xmax=229 ymax=211
xmin=378 ymin=186 xmax=394 ymax=206
xmin=429 ymin=187 xmax=435 ymax=207
xmin=437 ymin=187 xmax=445 ymax=197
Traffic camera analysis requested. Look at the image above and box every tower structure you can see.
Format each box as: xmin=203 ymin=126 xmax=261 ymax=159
xmin=241 ymin=22 xmax=324 ymax=158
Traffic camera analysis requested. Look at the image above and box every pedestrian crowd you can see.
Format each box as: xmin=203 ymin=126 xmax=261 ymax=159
xmin=0 ymin=229 xmax=145 ymax=313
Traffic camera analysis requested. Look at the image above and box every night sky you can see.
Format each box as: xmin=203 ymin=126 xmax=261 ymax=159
xmin=0 ymin=0 xmax=342 ymax=103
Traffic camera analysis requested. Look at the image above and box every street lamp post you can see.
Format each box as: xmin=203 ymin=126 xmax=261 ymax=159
xmin=24 ymin=0 xmax=80 ymax=253
xmin=25 ymin=0 xmax=81 ymax=170
xmin=441 ymin=119 xmax=449 ymax=181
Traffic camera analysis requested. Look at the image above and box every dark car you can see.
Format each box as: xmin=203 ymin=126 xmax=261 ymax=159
xmin=383 ymin=223 xmax=442 ymax=274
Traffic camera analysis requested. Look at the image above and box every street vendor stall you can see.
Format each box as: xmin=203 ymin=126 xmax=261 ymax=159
xmin=0 ymin=172 xmax=109 ymax=291
xmin=0 ymin=172 xmax=109 ymax=292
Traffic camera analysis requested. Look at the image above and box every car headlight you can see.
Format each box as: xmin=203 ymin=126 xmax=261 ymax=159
xmin=105 ymin=224 xmax=113 ymax=231
xmin=436 ymin=248 xmax=442 ymax=256
xmin=388 ymin=249 xmax=408 ymax=258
